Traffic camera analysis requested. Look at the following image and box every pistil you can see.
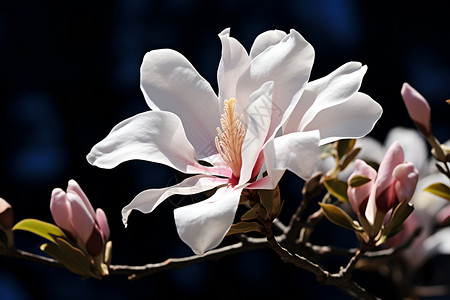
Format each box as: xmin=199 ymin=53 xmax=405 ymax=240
xmin=215 ymin=98 xmax=246 ymax=178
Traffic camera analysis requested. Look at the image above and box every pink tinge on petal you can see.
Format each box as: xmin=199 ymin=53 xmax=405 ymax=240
xmin=67 ymin=180 xmax=96 ymax=221
xmin=375 ymin=142 xmax=405 ymax=213
xmin=96 ymin=208 xmax=110 ymax=241
xmin=393 ymin=162 xmax=419 ymax=202
xmin=66 ymin=192 xmax=95 ymax=246
xmin=50 ymin=188 xmax=76 ymax=239
xmin=347 ymin=159 xmax=376 ymax=215
xmin=401 ymin=82 xmax=432 ymax=136
xmin=85 ymin=224 xmax=104 ymax=256
xmin=436 ymin=204 xmax=450 ymax=226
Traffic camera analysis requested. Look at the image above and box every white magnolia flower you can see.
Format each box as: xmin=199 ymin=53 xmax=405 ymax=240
xmin=87 ymin=28 xmax=382 ymax=254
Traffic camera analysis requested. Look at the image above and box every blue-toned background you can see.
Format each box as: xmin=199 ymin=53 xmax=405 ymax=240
xmin=1 ymin=1 xmax=449 ymax=299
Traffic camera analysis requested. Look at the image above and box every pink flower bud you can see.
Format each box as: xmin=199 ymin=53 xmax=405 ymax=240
xmin=347 ymin=160 xmax=377 ymax=215
xmin=50 ymin=180 xmax=110 ymax=256
xmin=374 ymin=142 xmax=405 ymax=213
xmin=0 ymin=198 xmax=14 ymax=230
xmin=401 ymin=82 xmax=432 ymax=137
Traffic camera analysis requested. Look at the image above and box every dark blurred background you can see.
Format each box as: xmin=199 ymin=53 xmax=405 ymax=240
xmin=0 ymin=0 xmax=449 ymax=299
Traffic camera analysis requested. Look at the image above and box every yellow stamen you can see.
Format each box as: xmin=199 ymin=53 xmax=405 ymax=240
xmin=215 ymin=98 xmax=246 ymax=178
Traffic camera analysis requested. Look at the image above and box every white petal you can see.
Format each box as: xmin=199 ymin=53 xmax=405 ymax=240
xmin=385 ymin=127 xmax=428 ymax=173
xmin=239 ymin=81 xmax=274 ymax=185
xmin=236 ymin=29 xmax=315 ymax=140
xmin=302 ymin=92 xmax=383 ymax=146
xmin=264 ymin=130 xmax=321 ymax=187
xmin=174 ymin=186 xmax=242 ymax=255
xmin=249 ymin=29 xmax=287 ymax=60
xmin=284 ymin=62 xmax=367 ymax=134
xmin=217 ymin=28 xmax=250 ymax=104
xmin=122 ymin=175 xmax=228 ymax=226
xmin=140 ymin=49 xmax=220 ymax=159
xmin=423 ymin=227 xmax=450 ymax=258
xmin=87 ymin=111 xmax=229 ymax=177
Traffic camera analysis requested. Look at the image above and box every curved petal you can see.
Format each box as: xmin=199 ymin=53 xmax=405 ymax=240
xmin=140 ymin=49 xmax=220 ymax=159
xmin=284 ymin=62 xmax=367 ymax=134
xmin=96 ymin=208 xmax=110 ymax=241
xmin=67 ymin=191 xmax=95 ymax=245
xmin=239 ymin=81 xmax=274 ymax=185
xmin=174 ymin=186 xmax=242 ymax=255
xmin=249 ymin=29 xmax=287 ymax=60
xmin=393 ymin=162 xmax=419 ymax=202
xmin=122 ymin=175 xmax=228 ymax=226
xmin=67 ymin=180 xmax=96 ymax=221
xmin=302 ymin=92 xmax=382 ymax=146
xmin=87 ymin=111 xmax=228 ymax=176
xmin=217 ymin=28 xmax=250 ymax=104
xmin=385 ymin=127 xmax=428 ymax=173
xmin=236 ymin=29 xmax=315 ymax=141
xmin=50 ymin=188 xmax=75 ymax=238
xmin=264 ymin=130 xmax=321 ymax=187
xmin=347 ymin=159 xmax=377 ymax=215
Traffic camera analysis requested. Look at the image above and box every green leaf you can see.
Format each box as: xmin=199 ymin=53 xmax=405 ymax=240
xmin=41 ymin=237 xmax=93 ymax=277
xmin=349 ymin=175 xmax=371 ymax=188
xmin=336 ymin=139 xmax=356 ymax=159
xmin=319 ymin=203 xmax=363 ymax=232
xmin=383 ymin=200 xmax=414 ymax=240
xmin=13 ymin=219 xmax=67 ymax=243
xmin=241 ymin=203 xmax=265 ymax=221
xmin=425 ymin=183 xmax=450 ymax=201
xmin=323 ymin=178 xmax=349 ymax=202
xmin=340 ymin=147 xmax=361 ymax=172
xmin=226 ymin=222 xmax=263 ymax=236
xmin=258 ymin=185 xmax=282 ymax=219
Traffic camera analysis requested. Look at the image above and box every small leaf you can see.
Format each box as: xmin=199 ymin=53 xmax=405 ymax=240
xmin=425 ymin=183 xmax=450 ymax=201
xmin=383 ymin=201 xmax=414 ymax=239
xmin=258 ymin=185 xmax=282 ymax=219
xmin=323 ymin=178 xmax=349 ymax=202
xmin=336 ymin=139 xmax=356 ymax=159
xmin=226 ymin=222 xmax=263 ymax=236
xmin=13 ymin=219 xmax=67 ymax=243
xmin=340 ymin=147 xmax=361 ymax=171
xmin=241 ymin=203 xmax=265 ymax=221
xmin=349 ymin=175 xmax=371 ymax=188
xmin=319 ymin=203 xmax=363 ymax=232
xmin=41 ymin=237 xmax=92 ymax=277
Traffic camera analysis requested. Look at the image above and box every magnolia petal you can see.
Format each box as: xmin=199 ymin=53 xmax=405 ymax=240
xmin=174 ymin=186 xmax=242 ymax=255
xmin=285 ymin=62 xmax=367 ymax=135
xmin=140 ymin=49 xmax=220 ymax=158
xmin=239 ymin=81 xmax=274 ymax=185
xmin=236 ymin=29 xmax=315 ymax=140
xmin=376 ymin=142 xmax=405 ymax=197
xmin=401 ymin=82 xmax=432 ymax=136
xmin=96 ymin=208 xmax=110 ymax=241
xmin=393 ymin=162 xmax=419 ymax=202
xmin=122 ymin=175 xmax=228 ymax=226
xmin=217 ymin=28 xmax=250 ymax=104
xmin=67 ymin=180 xmax=96 ymax=221
xmin=87 ymin=111 xmax=225 ymax=176
xmin=50 ymin=188 xmax=76 ymax=238
xmin=249 ymin=29 xmax=287 ymax=60
xmin=302 ymin=92 xmax=382 ymax=146
xmin=264 ymin=130 xmax=321 ymax=187
xmin=66 ymin=191 xmax=95 ymax=245
xmin=385 ymin=127 xmax=428 ymax=173
xmin=347 ymin=160 xmax=377 ymax=215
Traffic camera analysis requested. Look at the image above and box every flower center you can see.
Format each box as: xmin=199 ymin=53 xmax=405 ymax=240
xmin=215 ymin=98 xmax=246 ymax=178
